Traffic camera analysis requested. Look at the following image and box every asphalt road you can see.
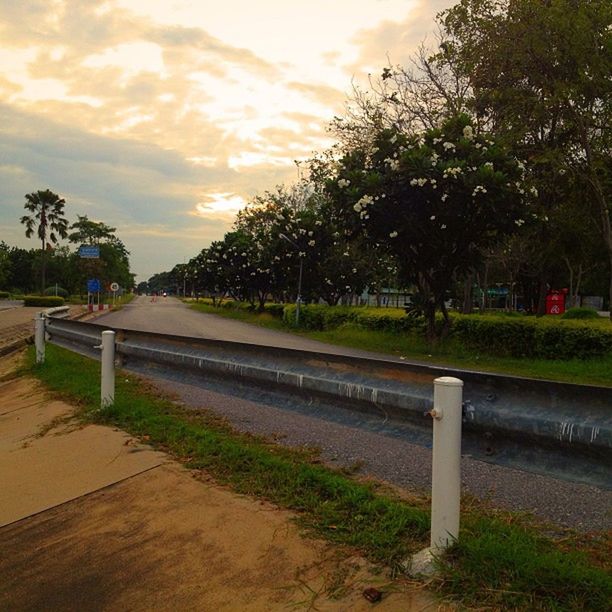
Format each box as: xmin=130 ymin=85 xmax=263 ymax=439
xmin=93 ymin=296 xmax=413 ymax=360
xmin=94 ymin=296 xmax=611 ymax=532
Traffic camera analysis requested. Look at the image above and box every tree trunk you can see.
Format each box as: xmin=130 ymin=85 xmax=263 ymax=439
xmin=462 ymin=272 xmax=474 ymax=314
xmin=536 ymin=277 xmax=548 ymax=317
xmin=41 ymin=238 xmax=46 ymax=295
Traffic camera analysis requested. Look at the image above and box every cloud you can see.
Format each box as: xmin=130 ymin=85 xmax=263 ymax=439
xmin=348 ymin=1 xmax=452 ymax=75
xmin=0 ymin=0 xmax=453 ymax=281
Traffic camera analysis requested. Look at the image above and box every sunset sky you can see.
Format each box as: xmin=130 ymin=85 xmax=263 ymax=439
xmin=0 ymin=0 xmax=453 ymax=282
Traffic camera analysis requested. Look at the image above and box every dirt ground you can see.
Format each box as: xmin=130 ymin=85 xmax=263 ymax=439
xmin=0 ymin=351 xmax=448 ymax=611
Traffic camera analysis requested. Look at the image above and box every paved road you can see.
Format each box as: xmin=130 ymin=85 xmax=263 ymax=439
xmin=92 ymin=296 xmax=611 ymax=531
xmin=93 ymin=296 xmax=413 ymax=360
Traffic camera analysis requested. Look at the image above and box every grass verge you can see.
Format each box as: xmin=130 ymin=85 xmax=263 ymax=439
xmin=28 ymin=344 xmax=612 ymax=610
xmin=188 ymin=302 xmax=612 ymax=386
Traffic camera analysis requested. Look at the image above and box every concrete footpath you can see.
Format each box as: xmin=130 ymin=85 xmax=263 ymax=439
xmin=0 ymin=353 xmax=444 ymax=611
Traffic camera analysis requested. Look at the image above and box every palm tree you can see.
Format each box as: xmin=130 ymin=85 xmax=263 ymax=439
xmin=20 ymin=189 xmax=68 ymax=294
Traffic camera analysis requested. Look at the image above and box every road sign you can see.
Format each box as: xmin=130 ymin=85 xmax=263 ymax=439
xmin=87 ymin=278 xmax=101 ymax=293
xmin=110 ymin=282 xmax=119 ymax=292
xmin=79 ymin=245 xmax=100 ymax=258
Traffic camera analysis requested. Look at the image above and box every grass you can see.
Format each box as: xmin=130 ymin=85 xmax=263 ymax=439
xmin=188 ymin=302 xmax=612 ymax=386
xmin=26 ymin=343 xmax=612 ymax=611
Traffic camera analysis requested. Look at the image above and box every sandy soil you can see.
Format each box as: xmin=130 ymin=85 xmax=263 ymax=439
xmin=0 ymin=352 xmax=446 ymax=611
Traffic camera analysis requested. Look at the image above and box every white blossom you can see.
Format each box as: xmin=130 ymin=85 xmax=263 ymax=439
xmin=353 ymin=202 xmax=362 ymax=212
xmin=530 ymin=186 xmax=539 ymax=197
xmin=433 ymin=137 xmax=442 ymax=145
xmin=390 ymin=134 xmax=397 ymax=144
xmin=308 ymin=240 xmax=316 ymax=246
xmin=484 ymin=162 xmax=494 ymax=170
xmin=441 ymin=193 xmax=449 ymax=202
xmin=472 ymin=185 xmax=487 ymax=196
xmin=443 ymin=166 xmax=463 ymax=178
xmin=441 ymin=224 xmax=447 ymax=229
xmin=515 ymin=219 xmax=525 ymax=227
xmin=430 ymin=215 xmax=436 ymax=221
xmin=389 ymin=231 xmax=398 ymax=238
xmin=559 ymin=168 xmax=566 ymax=175
xmin=384 ymin=157 xmax=400 ymax=171
xmin=462 ymin=125 xmax=474 ymax=140
xmin=443 ymin=141 xmax=455 ymax=151
xmin=337 ymin=178 xmax=350 ymax=188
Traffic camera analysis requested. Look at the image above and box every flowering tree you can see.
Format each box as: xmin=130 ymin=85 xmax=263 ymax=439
xmin=328 ymin=115 xmax=529 ymax=339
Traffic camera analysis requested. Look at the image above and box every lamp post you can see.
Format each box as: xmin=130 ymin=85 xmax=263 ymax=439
xmin=279 ymin=233 xmax=303 ymax=325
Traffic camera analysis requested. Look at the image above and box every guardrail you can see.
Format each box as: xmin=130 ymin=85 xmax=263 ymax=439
xmin=44 ymin=317 xmax=612 ymax=489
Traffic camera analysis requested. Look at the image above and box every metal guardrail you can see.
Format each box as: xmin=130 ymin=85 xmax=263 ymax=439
xmin=45 ymin=317 xmax=612 ymax=488
xmin=42 ymin=306 xmax=71 ymax=319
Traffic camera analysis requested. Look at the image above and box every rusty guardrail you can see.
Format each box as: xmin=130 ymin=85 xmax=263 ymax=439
xmin=45 ymin=317 xmax=612 ymax=488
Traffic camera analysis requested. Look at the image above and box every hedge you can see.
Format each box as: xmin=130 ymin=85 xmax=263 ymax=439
xmin=0 ymin=291 xmax=9 ymax=299
xmin=282 ymin=305 xmax=611 ymax=360
xmin=561 ymin=307 xmax=600 ymax=320
xmin=453 ymin=315 xmax=612 ymax=360
xmin=23 ymin=295 xmax=65 ymax=307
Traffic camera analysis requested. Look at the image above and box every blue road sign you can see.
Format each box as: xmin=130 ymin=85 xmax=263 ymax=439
xmin=87 ymin=278 xmax=101 ymax=293
xmin=79 ymin=245 xmax=100 ymax=258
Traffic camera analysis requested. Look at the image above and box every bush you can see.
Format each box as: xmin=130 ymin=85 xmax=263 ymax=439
xmin=44 ymin=286 xmax=69 ymax=298
xmin=561 ymin=307 xmax=600 ymax=320
xmin=0 ymin=291 xmax=9 ymax=299
xmin=262 ymin=303 xmax=285 ymax=318
xmin=452 ymin=314 xmax=612 ymax=359
xmin=23 ymin=295 xmax=65 ymax=307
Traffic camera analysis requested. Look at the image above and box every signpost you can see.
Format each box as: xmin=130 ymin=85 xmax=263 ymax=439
xmin=87 ymin=278 xmax=101 ymax=312
xmin=110 ymin=282 xmax=119 ymax=305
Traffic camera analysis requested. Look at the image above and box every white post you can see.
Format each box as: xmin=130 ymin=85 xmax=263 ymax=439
xmin=430 ymin=376 xmax=463 ymax=551
xmin=34 ymin=314 xmax=45 ymax=364
xmin=100 ymin=330 xmax=115 ymax=408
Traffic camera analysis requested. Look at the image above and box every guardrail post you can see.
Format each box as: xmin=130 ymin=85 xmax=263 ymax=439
xmin=100 ymin=330 xmax=115 ymax=408
xmin=34 ymin=314 xmax=45 ymax=364
xmin=430 ymin=376 xmax=463 ymax=551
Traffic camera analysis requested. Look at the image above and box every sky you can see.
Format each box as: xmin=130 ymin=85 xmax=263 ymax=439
xmin=0 ymin=0 xmax=453 ymax=283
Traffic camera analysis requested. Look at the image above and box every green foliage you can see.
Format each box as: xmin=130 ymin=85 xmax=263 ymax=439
xmin=453 ymin=315 xmax=612 ymax=360
xmin=440 ymin=515 xmax=612 ymax=611
xmin=43 ymin=286 xmax=69 ymax=298
xmin=0 ymin=291 xmax=9 ymax=298
xmin=262 ymin=303 xmax=285 ymax=318
xmin=23 ymin=295 xmax=65 ymax=307
xmin=562 ymin=307 xmax=601 ymax=320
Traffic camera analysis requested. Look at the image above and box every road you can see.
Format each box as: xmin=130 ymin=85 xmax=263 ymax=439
xmin=94 ymin=296 xmax=611 ymax=531
xmin=93 ymin=296 xmax=411 ymax=359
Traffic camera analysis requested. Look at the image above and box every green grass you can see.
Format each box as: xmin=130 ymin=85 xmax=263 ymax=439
xmin=27 ymin=344 xmax=612 ymax=611
xmin=188 ymin=302 xmax=612 ymax=386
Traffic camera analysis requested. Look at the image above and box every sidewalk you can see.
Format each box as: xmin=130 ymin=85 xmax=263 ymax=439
xmin=0 ymin=354 xmax=443 ymax=611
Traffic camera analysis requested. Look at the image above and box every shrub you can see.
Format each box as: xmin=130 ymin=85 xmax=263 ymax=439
xmin=23 ymin=295 xmax=65 ymax=307
xmin=453 ymin=314 xmax=612 ymax=359
xmin=561 ymin=307 xmax=600 ymax=320
xmin=0 ymin=291 xmax=9 ymax=299
xmin=44 ymin=286 xmax=69 ymax=298
xmin=262 ymin=303 xmax=285 ymax=318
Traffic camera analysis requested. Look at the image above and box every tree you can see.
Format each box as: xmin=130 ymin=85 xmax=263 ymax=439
xmin=440 ymin=0 xmax=612 ymax=315
xmin=20 ymin=189 xmax=68 ymax=293
xmin=329 ymin=115 xmax=529 ymax=339
xmin=68 ymin=215 xmax=133 ymax=293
